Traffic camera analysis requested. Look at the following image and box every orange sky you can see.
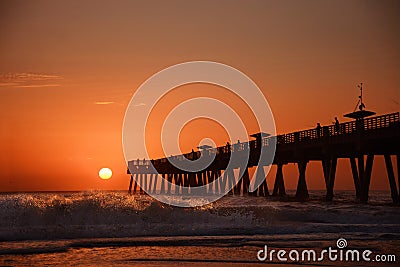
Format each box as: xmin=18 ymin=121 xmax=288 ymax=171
xmin=1 ymin=0 xmax=399 ymax=192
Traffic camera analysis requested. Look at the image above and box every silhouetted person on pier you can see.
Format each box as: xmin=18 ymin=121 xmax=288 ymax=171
xmin=226 ymin=141 xmax=231 ymax=153
xmin=334 ymin=117 xmax=340 ymax=134
xmin=234 ymin=140 xmax=241 ymax=152
xmin=316 ymin=123 xmax=322 ymax=138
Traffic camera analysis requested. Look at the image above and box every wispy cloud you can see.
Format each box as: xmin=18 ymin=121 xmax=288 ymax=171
xmin=95 ymin=101 xmax=115 ymax=105
xmin=0 ymin=72 xmax=63 ymax=81
xmin=133 ymin=102 xmax=146 ymax=107
xmin=15 ymin=84 xmax=61 ymax=88
xmin=0 ymin=82 xmax=18 ymax=87
xmin=0 ymin=72 xmax=64 ymax=88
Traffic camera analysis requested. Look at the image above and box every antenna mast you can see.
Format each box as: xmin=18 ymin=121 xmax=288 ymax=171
xmin=358 ymin=82 xmax=365 ymax=111
xmin=345 ymin=82 xmax=375 ymax=120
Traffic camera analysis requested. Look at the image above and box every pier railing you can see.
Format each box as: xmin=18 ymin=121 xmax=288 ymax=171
xmin=276 ymin=112 xmax=399 ymax=145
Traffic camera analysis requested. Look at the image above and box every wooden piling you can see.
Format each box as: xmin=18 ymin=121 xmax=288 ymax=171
xmin=273 ymin=164 xmax=286 ymax=196
xmin=242 ymin=168 xmax=250 ymax=196
xmin=226 ymin=168 xmax=235 ymax=195
xmin=152 ymin=174 xmax=158 ymax=194
xmin=182 ymin=173 xmax=189 ymax=194
xmin=234 ymin=170 xmax=242 ymax=195
xmin=220 ymin=170 xmax=228 ymax=194
xmin=361 ymin=155 xmax=374 ymax=202
xmin=160 ymin=173 xmax=166 ymax=194
xmin=323 ymin=158 xmax=337 ymax=201
xmin=358 ymin=155 xmax=374 ymax=203
xmin=148 ymin=174 xmax=153 ymax=192
xmin=216 ymin=170 xmax=222 ymax=195
xmin=322 ymin=160 xmax=330 ymax=189
xmin=256 ymin=166 xmax=269 ymax=197
xmin=350 ymin=157 xmax=361 ymax=199
xmin=384 ymin=155 xmax=399 ymax=203
xmin=196 ymin=172 xmax=203 ymax=186
xmin=202 ymin=171 xmax=207 ymax=186
xmin=189 ymin=172 xmax=196 ymax=188
xmin=295 ymin=161 xmax=309 ymax=200
xmin=128 ymin=174 xmax=134 ymax=194
xmin=166 ymin=174 xmax=173 ymax=194
xmin=177 ymin=173 xmax=183 ymax=194
xmin=207 ymin=170 xmax=218 ymax=195
xmin=138 ymin=173 xmax=143 ymax=194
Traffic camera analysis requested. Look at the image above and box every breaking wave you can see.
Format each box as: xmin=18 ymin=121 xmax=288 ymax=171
xmin=0 ymin=190 xmax=399 ymax=242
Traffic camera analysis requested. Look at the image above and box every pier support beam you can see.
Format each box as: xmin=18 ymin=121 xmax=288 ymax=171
xmin=196 ymin=172 xmax=204 ymax=187
xmin=322 ymin=158 xmax=338 ymax=201
xmin=220 ymin=170 xmax=228 ymax=194
xmin=170 ymin=174 xmax=177 ymax=195
xmin=189 ymin=172 xmax=196 ymax=188
xmin=133 ymin=180 xmax=138 ymax=194
xmin=225 ymin=168 xmax=235 ymax=195
xmin=349 ymin=155 xmax=374 ymax=203
xmin=144 ymin=175 xmax=149 ymax=194
xmin=207 ymin=170 xmax=220 ymax=195
xmin=182 ymin=173 xmax=189 ymax=195
xmin=216 ymin=170 xmax=222 ymax=195
xmin=152 ymin=174 xmax=158 ymax=194
xmin=138 ymin=174 xmax=143 ymax=194
xmin=201 ymin=171 xmax=207 ymax=186
xmin=272 ymin=164 xmax=286 ymax=196
xmin=206 ymin=171 xmax=213 ymax=195
xmin=177 ymin=173 xmax=183 ymax=194
xmin=296 ymin=161 xmax=309 ymax=200
xmin=148 ymin=174 xmax=153 ymax=192
xmin=235 ymin=167 xmax=250 ymax=196
xmin=360 ymin=155 xmax=374 ymax=203
xmin=166 ymin=174 xmax=173 ymax=194
xmin=349 ymin=155 xmax=374 ymax=202
xmin=234 ymin=169 xmax=242 ymax=195
xmin=242 ymin=168 xmax=250 ymax=195
xmin=350 ymin=157 xmax=361 ymax=199
xmin=220 ymin=169 xmax=234 ymax=195
xmin=384 ymin=155 xmax=399 ymax=203
xmin=128 ymin=174 xmax=134 ymax=194
xmin=255 ymin=166 xmax=269 ymax=197
xmin=160 ymin=174 xmax=166 ymax=194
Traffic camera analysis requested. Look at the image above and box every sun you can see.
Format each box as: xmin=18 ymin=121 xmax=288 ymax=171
xmin=99 ymin=167 xmax=112 ymax=180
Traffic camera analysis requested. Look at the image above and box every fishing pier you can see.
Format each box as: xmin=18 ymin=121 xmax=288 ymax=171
xmin=126 ymin=87 xmax=400 ymax=203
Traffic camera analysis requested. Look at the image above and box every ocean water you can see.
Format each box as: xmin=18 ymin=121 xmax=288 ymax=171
xmin=0 ymin=190 xmax=399 ymax=266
